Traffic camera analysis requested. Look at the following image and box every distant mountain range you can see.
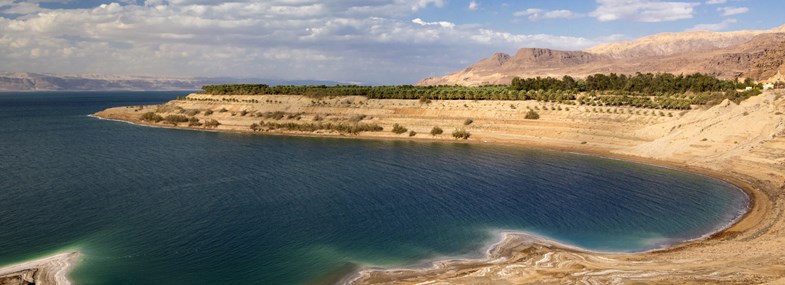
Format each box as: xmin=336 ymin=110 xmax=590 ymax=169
xmin=0 ymin=72 xmax=344 ymax=91
xmin=418 ymin=24 xmax=785 ymax=86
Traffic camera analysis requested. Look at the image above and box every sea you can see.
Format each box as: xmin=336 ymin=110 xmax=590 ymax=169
xmin=0 ymin=92 xmax=749 ymax=284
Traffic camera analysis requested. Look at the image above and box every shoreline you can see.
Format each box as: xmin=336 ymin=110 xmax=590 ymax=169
xmin=85 ymin=92 xmax=784 ymax=283
xmin=0 ymin=251 xmax=79 ymax=285
xmin=91 ymin=109 xmax=767 ymax=281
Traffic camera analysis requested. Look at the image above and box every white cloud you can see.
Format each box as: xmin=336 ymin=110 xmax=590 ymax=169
xmin=0 ymin=0 xmax=619 ymax=84
xmin=718 ymin=6 xmax=748 ymax=16
xmin=513 ymin=8 xmax=583 ymax=21
xmin=590 ymin=0 xmax=699 ymax=22
xmin=687 ymin=18 xmax=737 ymax=31
xmin=705 ymin=0 xmax=726 ymax=4
xmin=412 ymin=18 xmax=455 ymax=28
xmin=468 ymin=0 xmax=478 ymax=11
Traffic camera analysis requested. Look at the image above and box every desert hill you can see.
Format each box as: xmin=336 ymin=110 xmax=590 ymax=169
xmin=418 ymin=24 xmax=785 ymax=86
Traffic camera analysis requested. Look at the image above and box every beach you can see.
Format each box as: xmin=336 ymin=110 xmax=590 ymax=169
xmin=3 ymin=90 xmax=783 ymax=284
xmin=0 ymin=252 xmax=79 ymax=285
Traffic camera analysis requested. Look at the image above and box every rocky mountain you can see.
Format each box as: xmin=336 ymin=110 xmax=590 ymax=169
xmin=0 ymin=72 xmax=343 ymax=91
xmin=418 ymin=24 xmax=785 ymax=86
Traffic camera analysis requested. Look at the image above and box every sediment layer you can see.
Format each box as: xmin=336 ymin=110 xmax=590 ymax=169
xmin=0 ymin=252 xmax=79 ymax=285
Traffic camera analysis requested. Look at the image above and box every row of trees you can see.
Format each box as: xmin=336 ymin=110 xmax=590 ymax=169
xmin=199 ymin=73 xmax=763 ymax=109
xmin=510 ymin=73 xmax=753 ymax=93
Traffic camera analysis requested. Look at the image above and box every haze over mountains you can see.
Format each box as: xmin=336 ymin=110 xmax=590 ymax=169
xmin=418 ymin=24 xmax=785 ymax=86
xmin=0 ymin=72 xmax=343 ymax=91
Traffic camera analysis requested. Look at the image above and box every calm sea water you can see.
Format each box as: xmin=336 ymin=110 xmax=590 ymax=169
xmin=0 ymin=92 xmax=748 ymax=284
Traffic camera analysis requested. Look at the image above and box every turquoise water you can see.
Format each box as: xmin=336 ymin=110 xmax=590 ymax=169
xmin=0 ymin=92 xmax=748 ymax=284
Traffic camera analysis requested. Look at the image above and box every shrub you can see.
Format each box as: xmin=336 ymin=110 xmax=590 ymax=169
xmin=204 ymin=109 xmax=214 ymax=115
xmin=313 ymin=115 xmax=324 ymax=121
xmin=188 ymin=117 xmax=202 ymax=127
xmin=349 ymin=114 xmax=367 ymax=122
xmin=391 ymin=123 xmax=408 ymax=134
xmin=452 ymin=129 xmax=471 ymax=140
xmin=525 ymin=110 xmax=540 ymax=120
xmin=204 ymin=119 xmax=221 ymax=128
xmin=218 ymin=108 xmax=228 ymax=113
xmin=430 ymin=126 xmax=444 ymax=136
xmin=185 ymin=109 xmax=200 ymax=116
xmin=464 ymin=118 xmax=473 ymax=125
xmin=408 ymin=130 xmax=417 ymax=137
xmin=419 ymin=96 xmax=431 ymax=104
xmin=164 ymin=115 xmax=189 ymax=124
xmin=140 ymin=112 xmax=163 ymax=123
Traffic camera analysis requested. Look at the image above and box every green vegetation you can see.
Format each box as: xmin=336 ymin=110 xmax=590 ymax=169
xmin=164 ymin=115 xmax=189 ymax=124
xmin=140 ymin=112 xmax=163 ymax=123
xmin=525 ymin=110 xmax=540 ymax=120
xmin=257 ymin=121 xmax=383 ymax=134
xmin=430 ymin=126 xmax=444 ymax=136
xmin=204 ymin=119 xmax=221 ymax=128
xmin=391 ymin=123 xmax=408 ymax=134
xmin=199 ymin=73 xmax=763 ymax=110
xmin=188 ymin=117 xmax=202 ymax=127
xmin=408 ymin=130 xmax=417 ymax=137
xmin=464 ymin=118 xmax=473 ymax=125
xmin=452 ymin=129 xmax=471 ymax=140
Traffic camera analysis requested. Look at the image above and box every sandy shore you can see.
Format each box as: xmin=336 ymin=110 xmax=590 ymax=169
xmin=0 ymin=252 xmax=79 ymax=285
xmin=87 ymin=91 xmax=785 ymax=284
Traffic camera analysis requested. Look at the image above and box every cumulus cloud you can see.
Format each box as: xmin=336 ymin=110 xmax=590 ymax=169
xmin=705 ymin=0 xmax=726 ymax=4
xmin=718 ymin=6 xmax=748 ymax=16
xmin=0 ymin=0 xmax=617 ymax=84
xmin=590 ymin=0 xmax=698 ymax=22
xmin=513 ymin=8 xmax=583 ymax=21
xmin=687 ymin=18 xmax=737 ymax=31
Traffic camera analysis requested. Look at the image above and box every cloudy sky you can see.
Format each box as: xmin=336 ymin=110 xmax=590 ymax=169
xmin=1 ymin=0 xmax=783 ymax=84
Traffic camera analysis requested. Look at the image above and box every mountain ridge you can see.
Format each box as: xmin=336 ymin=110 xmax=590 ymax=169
xmin=418 ymin=24 xmax=785 ymax=86
xmin=0 ymin=72 xmax=345 ymax=91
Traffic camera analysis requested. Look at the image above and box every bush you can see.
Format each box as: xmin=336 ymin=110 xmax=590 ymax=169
xmin=430 ymin=126 xmax=443 ymax=136
xmin=204 ymin=119 xmax=221 ymax=128
xmin=408 ymin=130 xmax=417 ymax=137
xmin=525 ymin=110 xmax=540 ymax=120
xmin=391 ymin=123 xmax=408 ymax=134
xmin=185 ymin=109 xmax=200 ymax=116
xmin=140 ymin=112 xmax=163 ymax=123
xmin=188 ymin=117 xmax=202 ymax=127
xmin=250 ymin=123 xmax=260 ymax=131
xmin=313 ymin=115 xmax=324 ymax=121
xmin=218 ymin=108 xmax=228 ymax=113
xmin=464 ymin=118 xmax=473 ymax=125
xmin=452 ymin=129 xmax=471 ymax=140
xmin=204 ymin=109 xmax=214 ymax=115
xmin=164 ymin=115 xmax=189 ymax=124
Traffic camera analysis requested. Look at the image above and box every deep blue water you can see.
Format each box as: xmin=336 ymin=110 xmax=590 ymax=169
xmin=0 ymin=92 xmax=748 ymax=284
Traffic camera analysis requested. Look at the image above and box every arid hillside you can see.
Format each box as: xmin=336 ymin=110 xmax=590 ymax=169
xmin=418 ymin=24 xmax=785 ymax=86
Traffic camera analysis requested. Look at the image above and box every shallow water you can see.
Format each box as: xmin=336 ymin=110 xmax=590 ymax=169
xmin=0 ymin=92 xmax=748 ymax=284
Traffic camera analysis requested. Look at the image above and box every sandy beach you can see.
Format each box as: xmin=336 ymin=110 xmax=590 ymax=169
xmin=0 ymin=252 xmax=79 ymax=285
xmin=5 ymin=90 xmax=782 ymax=284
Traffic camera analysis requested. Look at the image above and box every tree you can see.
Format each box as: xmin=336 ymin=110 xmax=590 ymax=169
xmin=525 ymin=110 xmax=540 ymax=120
xmin=430 ymin=126 xmax=444 ymax=136
xmin=452 ymin=129 xmax=471 ymax=140
xmin=391 ymin=123 xmax=408 ymax=134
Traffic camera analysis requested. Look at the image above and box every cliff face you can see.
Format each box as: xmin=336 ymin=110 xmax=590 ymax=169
xmin=418 ymin=24 xmax=785 ymax=86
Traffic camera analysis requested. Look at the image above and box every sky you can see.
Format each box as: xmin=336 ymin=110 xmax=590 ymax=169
xmin=1 ymin=0 xmax=783 ymax=84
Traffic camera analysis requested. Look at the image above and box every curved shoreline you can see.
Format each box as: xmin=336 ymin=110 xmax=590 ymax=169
xmin=85 ymin=92 xmax=784 ymax=283
xmin=90 ymin=110 xmax=770 ymax=283
xmin=0 ymin=251 xmax=80 ymax=285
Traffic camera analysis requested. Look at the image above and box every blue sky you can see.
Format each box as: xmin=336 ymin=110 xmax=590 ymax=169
xmin=1 ymin=0 xmax=783 ymax=84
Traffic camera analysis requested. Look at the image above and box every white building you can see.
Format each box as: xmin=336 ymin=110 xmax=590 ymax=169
xmin=763 ymin=83 xmax=775 ymax=90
